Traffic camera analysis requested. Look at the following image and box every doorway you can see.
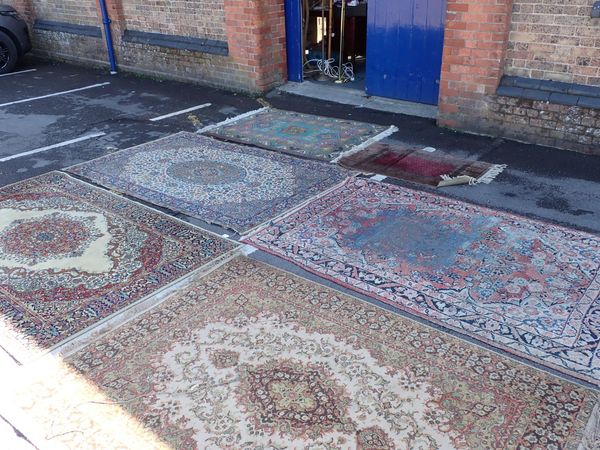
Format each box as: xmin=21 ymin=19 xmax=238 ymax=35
xmin=284 ymin=0 xmax=447 ymax=106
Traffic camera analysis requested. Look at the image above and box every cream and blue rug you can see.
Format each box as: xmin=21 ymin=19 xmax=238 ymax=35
xmin=203 ymin=108 xmax=397 ymax=160
xmin=68 ymin=132 xmax=348 ymax=233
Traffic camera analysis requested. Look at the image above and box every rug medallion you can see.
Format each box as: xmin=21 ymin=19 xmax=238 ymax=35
xmin=4 ymin=258 xmax=596 ymax=449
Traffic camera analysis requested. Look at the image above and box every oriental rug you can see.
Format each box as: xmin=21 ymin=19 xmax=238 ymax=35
xmin=0 ymin=172 xmax=235 ymax=354
xmin=203 ymin=107 xmax=397 ymax=161
xmin=3 ymin=258 xmax=597 ymax=449
xmin=337 ymin=141 xmax=507 ymax=187
xmin=244 ymin=177 xmax=600 ymax=386
xmin=68 ymin=132 xmax=348 ymax=233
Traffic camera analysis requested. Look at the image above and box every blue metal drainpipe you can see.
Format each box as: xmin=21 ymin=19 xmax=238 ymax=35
xmin=98 ymin=0 xmax=117 ymax=74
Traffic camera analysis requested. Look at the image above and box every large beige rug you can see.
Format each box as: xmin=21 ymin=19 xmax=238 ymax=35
xmin=2 ymin=258 xmax=598 ymax=449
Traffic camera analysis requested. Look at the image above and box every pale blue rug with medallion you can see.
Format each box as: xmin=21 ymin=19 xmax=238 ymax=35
xmin=67 ymin=132 xmax=349 ymax=233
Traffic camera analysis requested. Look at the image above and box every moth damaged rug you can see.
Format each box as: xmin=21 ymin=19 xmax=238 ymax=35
xmin=202 ymin=107 xmax=397 ymax=161
xmin=3 ymin=258 xmax=598 ymax=449
xmin=337 ymin=141 xmax=507 ymax=187
xmin=244 ymin=177 xmax=600 ymax=387
xmin=0 ymin=172 xmax=235 ymax=357
xmin=68 ymin=132 xmax=348 ymax=233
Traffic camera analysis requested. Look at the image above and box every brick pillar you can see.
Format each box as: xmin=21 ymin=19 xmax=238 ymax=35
xmin=7 ymin=0 xmax=35 ymax=24
xmin=438 ymin=0 xmax=514 ymax=130
xmin=224 ymin=0 xmax=287 ymax=93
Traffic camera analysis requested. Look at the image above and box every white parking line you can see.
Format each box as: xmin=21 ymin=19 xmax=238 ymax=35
xmin=370 ymin=174 xmax=388 ymax=181
xmin=0 ymin=132 xmax=106 ymax=163
xmin=0 ymin=68 xmax=37 ymax=78
xmin=149 ymin=103 xmax=212 ymax=122
xmin=241 ymin=244 xmax=258 ymax=255
xmin=0 ymin=82 xmax=111 ymax=108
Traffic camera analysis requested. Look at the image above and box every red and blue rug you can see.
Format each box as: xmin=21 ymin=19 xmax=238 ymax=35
xmin=204 ymin=108 xmax=397 ymax=161
xmin=69 ymin=133 xmax=349 ymax=233
xmin=244 ymin=177 xmax=600 ymax=386
xmin=337 ymin=142 xmax=507 ymax=187
xmin=0 ymin=172 xmax=235 ymax=355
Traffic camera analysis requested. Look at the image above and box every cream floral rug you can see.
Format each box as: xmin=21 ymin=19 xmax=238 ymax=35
xmin=2 ymin=258 xmax=598 ymax=449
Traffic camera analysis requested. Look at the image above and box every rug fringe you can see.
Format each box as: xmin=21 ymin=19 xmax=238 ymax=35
xmin=331 ymin=125 xmax=399 ymax=163
xmin=197 ymin=107 xmax=269 ymax=134
xmin=438 ymin=163 xmax=507 ymax=187
xmin=579 ymin=395 xmax=600 ymax=450
xmin=438 ymin=174 xmax=477 ymax=187
xmin=477 ymin=164 xmax=507 ymax=184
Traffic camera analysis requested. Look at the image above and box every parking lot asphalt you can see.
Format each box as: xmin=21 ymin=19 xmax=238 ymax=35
xmin=1 ymin=57 xmax=600 ymax=236
xmin=0 ymin=58 xmax=259 ymax=186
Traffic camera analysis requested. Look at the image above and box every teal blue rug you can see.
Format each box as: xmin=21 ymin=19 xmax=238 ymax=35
xmin=204 ymin=108 xmax=397 ymax=160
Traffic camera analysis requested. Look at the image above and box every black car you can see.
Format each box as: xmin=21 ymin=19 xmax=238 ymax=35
xmin=0 ymin=5 xmax=31 ymax=74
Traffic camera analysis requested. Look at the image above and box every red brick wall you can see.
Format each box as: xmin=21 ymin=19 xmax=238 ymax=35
xmin=223 ymin=0 xmax=287 ymax=92
xmin=438 ymin=0 xmax=514 ymax=130
xmin=4 ymin=0 xmax=34 ymax=22
xmin=506 ymin=0 xmax=600 ymax=86
xmin=438 ymin=0 xmax=600 ymax=154
xmin=6 ymin=0 xmax=287 ymax=94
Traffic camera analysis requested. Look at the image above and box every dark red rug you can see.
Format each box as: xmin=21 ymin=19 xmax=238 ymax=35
xmin=337 ymin=142 xmax=506 ymax=187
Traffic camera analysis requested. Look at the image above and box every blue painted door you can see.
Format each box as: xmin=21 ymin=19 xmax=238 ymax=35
xmin=284 ymin=0 xmax=303 ymax=82
xmin=366 ymin=0 xmax=446 ymax=105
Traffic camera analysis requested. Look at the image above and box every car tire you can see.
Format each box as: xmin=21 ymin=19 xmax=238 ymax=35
xmin=0 ymin=31 xmax=18 ymax=75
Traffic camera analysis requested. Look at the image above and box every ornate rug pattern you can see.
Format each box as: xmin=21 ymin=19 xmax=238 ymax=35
xmin=6 ymin=258 xmax=596 ymax=449
xmin=204 ymin=108 xmax=395 ymax=160
xmin=0 ymin=172 xmax=235 ymax=352
xmin=244 ymin=178 xmax=600 ymax=386
xmin=68 ymin=132 xmax=348 ymax=233
xmin=338 ymin=141 xmax=507 ymax=187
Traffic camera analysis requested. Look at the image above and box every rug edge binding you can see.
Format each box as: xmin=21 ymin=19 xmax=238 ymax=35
xmin=240 ymin=176 xmax=354 ymax=238
xmin=330 ymin=125 xmax=399 ymax=163
xmin=197 ymin=107 xmax=269 ymax=134
xmin=52 ymin=246 xmax=243 ymax=360
xmin=477 ymin=163 xmax=508 ymax=184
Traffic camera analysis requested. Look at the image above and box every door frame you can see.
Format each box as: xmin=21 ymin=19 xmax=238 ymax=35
xmin=284 ymin=0 xmax=303 ymax=82
xmin=284 ymin=0 xmax=448 ymax=101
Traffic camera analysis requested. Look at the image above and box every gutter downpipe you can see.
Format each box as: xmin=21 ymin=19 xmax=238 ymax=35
xmin=98 ymin=0 xmax=117 ymax=74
